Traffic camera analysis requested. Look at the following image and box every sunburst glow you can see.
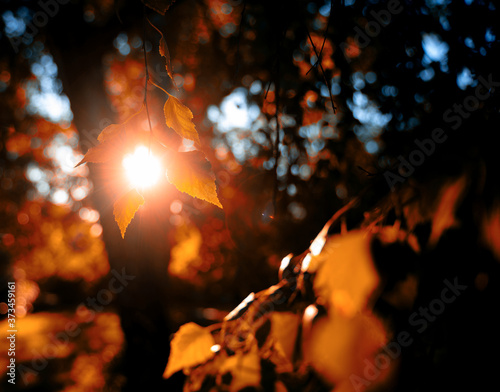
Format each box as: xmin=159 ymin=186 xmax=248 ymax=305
xmin=122 ymin=146 xmax=161 ymax=188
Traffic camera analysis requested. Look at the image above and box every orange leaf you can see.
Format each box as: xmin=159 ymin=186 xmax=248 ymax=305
xmin=113 ymin=188 xmax=145 ymax=238
xmin=98 ymin=107 xmax=145 ymax=143
xmin=308 ymin=231 xmax=380 ymax=317
xmin=303 ymin=309 xmax=387 ymax=387
xmin=164 ymin=322 xmax=215 ymax=379
xmin=75 ymin=138 xmax=118 ymax=167
xmin=270 ymin=312 xmax=301 ymax=362
xmin=164 ymin=93 xmax=201 ymax=146
xmin=166 ymin=151 xmax=222 ymax=208
xmin=75 ymin=108 xmax=147 ymax=167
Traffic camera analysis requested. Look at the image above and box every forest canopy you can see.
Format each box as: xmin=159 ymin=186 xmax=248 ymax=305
xmin=1 ymin=0 xmax=500 ymax=391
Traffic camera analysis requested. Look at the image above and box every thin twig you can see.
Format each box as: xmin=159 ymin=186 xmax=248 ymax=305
xmin=306 ymin=0 xmax=333 ymax=76
xmin=264 ymin=80 xmax=274 ymax=100
xmin=273 ymin=51 xmax=280 ymax=217
xmin=306 ymin=28 xmax=337 ymax=113
xmin=272 ymin=2 xmax=288 ymax=217
xmin=143 ymin=5 xmax=154 ymax=152
xmin=357 ymin=165 xmax=377 ymax=176
xmin=233 ymin=0 xmax=247 ymax=85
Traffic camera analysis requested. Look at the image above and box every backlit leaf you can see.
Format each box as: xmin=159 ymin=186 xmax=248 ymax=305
xmin=164 ymin=93 xmax=201 ymax=146
xmin=163 ymin=322 xmax=216 ymax=379
xmin=166 ymin=151 xmax=222 ymax=208
xmin=113 ymin=188 xmax=145 ymax=238
xmin=270 ymin=312 xmax=300 ymax=362
xmin=97 ymin=107 xmax=145 ymax=143
xmin=75 ymin=108 xmax=146 ymax=167
xmin=303 ymin=309 xmax=387 ymax=387
xmin=308 ymin=231 xmax=379 ymax=317
xmin=75 ymin=138 xmax=117 ymax=167
xmin=218 ymin=343 xmax=261 ymax=391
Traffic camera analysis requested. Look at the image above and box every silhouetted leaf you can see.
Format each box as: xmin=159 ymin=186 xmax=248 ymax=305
xmin=148 ymin=20 xmax=177 ymax=88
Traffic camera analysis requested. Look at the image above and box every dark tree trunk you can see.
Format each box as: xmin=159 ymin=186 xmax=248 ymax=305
xmin=45 ymin=3 xmax=179 ymax=390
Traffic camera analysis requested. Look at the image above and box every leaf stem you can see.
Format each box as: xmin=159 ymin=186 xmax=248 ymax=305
xmin=150 ymin=79 xmax=170 ymax=95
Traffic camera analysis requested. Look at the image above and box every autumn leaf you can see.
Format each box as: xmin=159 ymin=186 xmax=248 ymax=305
xmin=164 ymin=93 xmax=201 ymax=146
xmin=218 ymin=343 xmax=261 ymax=391
xmin=148 ymin=19 xmax=177 ymax=88
xmin=97 ymin=107 xmax=145 ymax=143
xmin=141 ymin=0 xmax=176 ymax=15
xmin=159 ymin=36 xmax=176 ymax=85
xmin=270 ymin=312 xmax=301 ymax=361
xmin=113 ymin=188 xmax=145 ymax=238
xmin=164 ymin=322 xmax=216 ymax=379
xmin=307 ymin=231 xmax=380 ymax=317
xmin=166 ymin=151 xmax=222 ymax=208
xmin=303 ymin=309 xmax=387 ymax=387
xmin=75 ymin=138 xmax=118 ymax=167
xmin=75 ymin=108 xmax=147 ymax=167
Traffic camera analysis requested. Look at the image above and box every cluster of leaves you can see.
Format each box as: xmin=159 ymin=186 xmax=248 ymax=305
xmin=163 ymin=214 xmax=419 ymax=391
xmin=77 ymin=30 xmax=222 ymax=237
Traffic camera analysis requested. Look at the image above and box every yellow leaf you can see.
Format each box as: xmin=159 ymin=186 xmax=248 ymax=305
xmin=218 ymin=343 xmax=261 ymax=391
xmin=270 ymin=312 xmax=300 ymax=362
xmin=164 ymin=94 xmax=201 ymax=145
xmin=166 ymin=151 xmax=222 ymax=209
xmin=163 ymin=322 xmax=215 ymax=379
xmin=308 ymin=231 xmax=379 ymax=317
xmin=303 ymin=309 xmax=388 ymax=387
xmin=113 ymin=189 xmax=145 ymax=238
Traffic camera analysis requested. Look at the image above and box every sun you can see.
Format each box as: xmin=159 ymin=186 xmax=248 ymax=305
xmin=122 ymin=146 xmax=161 ymax=189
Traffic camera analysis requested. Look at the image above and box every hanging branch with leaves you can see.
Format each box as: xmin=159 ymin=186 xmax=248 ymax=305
xmin=76 ymin=0 xmax=222 ymax=238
